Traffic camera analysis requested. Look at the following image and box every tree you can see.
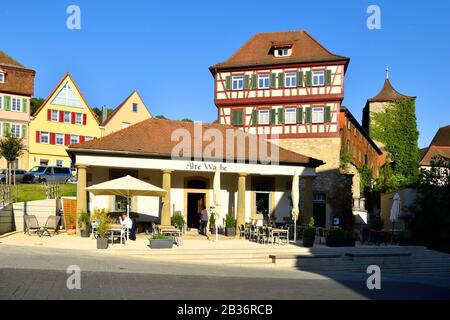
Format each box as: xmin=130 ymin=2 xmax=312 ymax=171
xmin=0 ymin=135 xmax=25 ymax=201
xmin=181 ymin=118 xmax=193 ymax=122
xmin=92 ymin=107 xmax=113 ymax=122
xmin=371 ymin=99 xmax=420 ymax=191
xmin=30 ymin=98 xmax=45 ymax=115
xmin=155 ymin=115 xmax=170 ymax=120
xmin=410 ymin=156 xmax=450 ymax=253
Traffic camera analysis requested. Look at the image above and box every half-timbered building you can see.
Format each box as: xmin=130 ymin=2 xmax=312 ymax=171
xmin=210 ymin=31 xmax=383 ymax=228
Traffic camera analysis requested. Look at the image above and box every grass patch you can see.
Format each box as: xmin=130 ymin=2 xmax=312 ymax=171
xmin=6 ymin=184 xmax=77 ymax=203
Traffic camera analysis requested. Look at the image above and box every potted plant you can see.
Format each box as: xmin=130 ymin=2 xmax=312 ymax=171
xmin=94 ymin=210 xmax=112 ymax=249
xmin=78 ymin=211 xmax=91 ymax=238
xmin=302 ymin=217 xmax=316 ymax=248
xmin=171 ymin=211 xmax=186 ymax=231
xmin=396 ymin=230 xmax=411 ymax=246
xmin=210 ymin=211 xmax=216 ymax=234
xmin=370 ymin=216 xmax=384 ymax=244
xmin=225 ymin=213 xmax=236 ymax=237
xmin=326 ymin=229 xmax=356 ymax=247
xmin=149 ymin=233 xmax=173 ymax=249
xmin=65 ymin=211 xmax=77 ymax=236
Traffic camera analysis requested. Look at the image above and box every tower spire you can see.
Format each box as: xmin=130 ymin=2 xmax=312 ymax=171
xmin=386 ymin=65 xmax=389 ymax=80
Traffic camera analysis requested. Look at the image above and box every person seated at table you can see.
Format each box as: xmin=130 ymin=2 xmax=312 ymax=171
xmin=119 ymin=213 xmax=133 ymax=230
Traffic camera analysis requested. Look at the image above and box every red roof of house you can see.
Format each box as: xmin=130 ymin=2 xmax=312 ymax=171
xmin=68 ymin=118 xmax=324 ymax=167
xmin=420 ymin=125 xmax=450 ymax=166
xmin=209 ymin=30 xmax=349 ymax=73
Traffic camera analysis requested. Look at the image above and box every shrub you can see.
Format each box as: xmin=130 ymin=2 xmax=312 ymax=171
xmin=327 ymin=229 xmax=355 ymax=242
xmin=92 ymin=209 xmax=112 ymax=238
xmin=171 ymin=211 xmax=185 ymax=228
xmin=396 ymin=230 xmax=411 ymax=239
xmin=370 ymin=217 xmax=384 ymax=231
xmin=225 ymin=213 xmax=236 ymax=228
xmin=210 ymin=211 xmax=216 ymax=226
xmin=150 ymin=233 xmax=171 ymax=240
xmin=303 ymin=217 xmax=316 ymax=238
xmin=77 ymin=211 xmax=91 ymax=230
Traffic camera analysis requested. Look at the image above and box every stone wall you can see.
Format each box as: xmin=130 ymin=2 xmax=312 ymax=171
xmin=271 ymin=137 xmax=354 ymax=228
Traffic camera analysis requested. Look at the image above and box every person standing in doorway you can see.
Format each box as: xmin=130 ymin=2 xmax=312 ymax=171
xmin=200 ymin=206 xmax=209 ymax=235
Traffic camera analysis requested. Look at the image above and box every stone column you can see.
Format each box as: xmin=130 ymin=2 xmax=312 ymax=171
xmin=161 ymin=170 xmax=173 ymax=226
xmin=302 ymin=176 xmax=314 ymax=225
xmin=237 ymin=173 xmax=248 ymax=230
xmin=76 ymin=164 xmax=88 ymax=214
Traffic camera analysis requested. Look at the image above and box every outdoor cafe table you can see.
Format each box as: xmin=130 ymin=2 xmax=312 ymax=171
xmin=272 ymin=228 xmax=289 ymax=245
xmin=156 ymin=225 xmax=183 ymax=246
xmin=107 ymin=224 xmax=124 ymax=245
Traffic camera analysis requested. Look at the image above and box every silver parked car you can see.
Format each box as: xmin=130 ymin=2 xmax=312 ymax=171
xmin=0 ymin=169 xmax=27 ymax=183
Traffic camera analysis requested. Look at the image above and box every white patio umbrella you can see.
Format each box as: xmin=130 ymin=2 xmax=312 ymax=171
xmin=85 ymin=175 xmax=167 ymax=217
xmin=291 ymin=172 xmax=300 ymax=243
xmin=390 ymin=193 xmax=402 ymax=233
xmin=212 ymin=167 xmax=221 ymax=242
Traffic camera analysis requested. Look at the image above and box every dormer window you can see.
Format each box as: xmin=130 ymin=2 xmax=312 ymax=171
xmin=273 ymin=46 xmax=292 ymax=58
xmin=0 ymin=72 xmax=5 ymax=83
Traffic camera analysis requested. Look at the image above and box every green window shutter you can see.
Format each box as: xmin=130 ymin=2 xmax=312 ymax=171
xmin=244 ymin=75 xmax=250 ymax=89
xmin=305 ymin=108 xmax=312 ymax=123
xmin=232 ymin=110 xmax=243 ymax=126
xmin=325 ymin=70 xmax=332 ymax=85
xmin=252 ymin=109 xmax=258 ymax=125
xmin=225 ymin=76 xmax=231 ymax=90
xmin=297 ymin=107 xmax=303 ymax=124
xmin=231 ymin=110 xmax=236 ymax=126
xmin=22 ymin=98 xmax=28 ymax=113
xmin=278 ymin=108 xmax=284 ymax=124
xmin=325 ymin=106 xmax=332 ymax=122
xmin=21 ymin=124 xmax=27 ymax=138
xmin=297 ymin=72 xmax=304 ymax=87
xmin=4 ymin=96 xmax=11 ymax=111
xmin=270 ymin=109 xmax=276 ymax=124
xmin=270 ymin=74 xmax=277 ymax=88
xmin=251 ymin=74 xmax=258 ymax=89
xmin=305 ymin=71 xmax=312 ymax=86
xmin=278 ymin=73 xmax=284 ymax=88
xmin=3 ymin=123 xmax=10 ymax=136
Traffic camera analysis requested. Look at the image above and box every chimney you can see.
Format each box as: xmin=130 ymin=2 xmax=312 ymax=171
xmin=102 ymin=105 xmax=108 ymax=123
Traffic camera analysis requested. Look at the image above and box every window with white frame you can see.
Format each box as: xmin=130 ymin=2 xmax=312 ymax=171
xmin=56 ymin=133 xmax=64 ymax=146
xmin=11 ymin=124 xmax=21 ymax=138
xmin=56 ymin=160 xmax=64 ymax=167
xmin=70 ymin=135 xmax=79 ymax=144
xmin=11 ymin=98 xmax=21 ymax=112
xmin=64 ymin=111 xmax=71 ymax=123
xmin=284 ymin=108 xmax=297 ymax=124
xmin=258 ymin=74 xmax=270 ymax=89
xmin=275 ymin=48 xmax=291 ymax=57
xmin=258 ymin=110 xmax=270 ymax=125
xmin=132 ymin=103 xmax=138 ymax=112
xmin=0 ymin=73 xmax=4 ymax=83
xmin=75 ymin=113 xmax=82 ymax=125
xmin=312 ymin=107 xmax=325 ymax=123
xmin=85 ymin=136 xmax=93 ymax=142
xmin=232 ymin=76 xmax=244 ymax=91
xmin=51 ymin=109 xmax=59 ymax=122
xmin=285 ymin=73 xmax=297 ymax=88
xmin=40 ymin=132 xmax=49 ymax=144
xmin=312 ymin=71 xmax=325 ymax=86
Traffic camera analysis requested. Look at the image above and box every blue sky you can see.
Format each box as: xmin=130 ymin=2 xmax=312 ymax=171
xmin=1 ymin=0 xmax=449 ymax=148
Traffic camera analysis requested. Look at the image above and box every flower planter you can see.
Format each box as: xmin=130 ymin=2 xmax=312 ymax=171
xmin=302 ymin=235 xmax=315 ymax=248
xmin=66 ymin=229 xmax=76 ymax=236
xmin=97 ymin=237 xmax=108 ymax=249
xmin=326 ymin=238 xmax=356 ymax=247
xmin=225 ymin=227 xmax=236 ymax=237
xmin=149 ymin=239 xmax=173 ymax=249
xmin=210 ymin=226 xmax=217 ymax=235
xmin=398 ymin=238 xmax=410 ymax=247
xmin=80 ymin=229 xmax=90 ymax=238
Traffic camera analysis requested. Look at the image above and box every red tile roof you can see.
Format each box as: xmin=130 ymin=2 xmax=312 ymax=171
xmin=209 ymin=30 xmax=349 ymax=73
xmin=0 ymin=51 xmax=26 ymax=68
xmin=420 ymin=125 xmax=450 ymax=166
xmin=68 ymin=118 xmax=324 ymax=167
xmin=368 ymin=79 xmax=415 ymax=102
